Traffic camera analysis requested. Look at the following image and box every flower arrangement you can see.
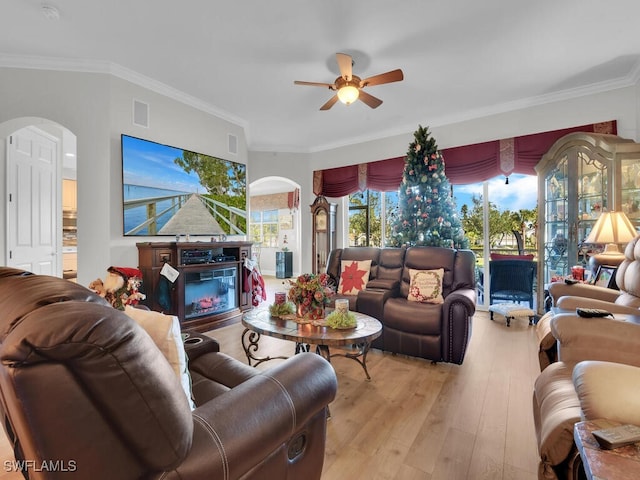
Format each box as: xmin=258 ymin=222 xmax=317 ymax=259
xmin=287 ymin=273 xmax=334 ymax=319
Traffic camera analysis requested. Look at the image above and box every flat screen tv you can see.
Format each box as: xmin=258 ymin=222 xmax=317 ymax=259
xmin=121 ymin=134 xmax=246 ymax=237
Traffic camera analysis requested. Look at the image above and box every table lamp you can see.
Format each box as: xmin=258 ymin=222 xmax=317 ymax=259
xmin=584 ymin=211 xmax=638 ymax=265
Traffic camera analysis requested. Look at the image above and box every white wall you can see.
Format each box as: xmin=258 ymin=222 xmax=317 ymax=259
xmin=0 ymin=68 xmax=247 ymax=285
xmin=1 ymin=66 xmax=638 ymax=281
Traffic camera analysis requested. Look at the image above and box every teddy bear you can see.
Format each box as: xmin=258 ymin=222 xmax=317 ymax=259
xmin=89 ymin=266 xmax=146 ymax=310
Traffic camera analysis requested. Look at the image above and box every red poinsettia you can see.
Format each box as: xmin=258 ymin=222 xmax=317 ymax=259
xmin=340 ymin=262 xmax=368 ymax=293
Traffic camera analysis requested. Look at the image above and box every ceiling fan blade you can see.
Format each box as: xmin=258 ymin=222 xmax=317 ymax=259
xmin=358 ymin=90 xmax=383 ymax=109
xmin=294 ymin=80 xmax=336 ymax=89
xmin=320 ymin=95 xmax=339 ymax=111
xmin=336 ymin=53 xmax=353 ymax=81
xmin=360 ymin=69 xmax=404 ymax=87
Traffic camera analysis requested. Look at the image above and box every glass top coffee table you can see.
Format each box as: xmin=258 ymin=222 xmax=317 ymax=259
xmin=241 ymin=308 xmax=382 ymax=380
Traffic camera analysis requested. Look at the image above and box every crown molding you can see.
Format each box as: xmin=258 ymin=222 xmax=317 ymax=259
xmin=2 ymin=53 xmax=639 ymax=154
xmin=261 ymin=69 xmax=640 ymax=154
xmin=0 ymin=53 xmax=250 ymax=140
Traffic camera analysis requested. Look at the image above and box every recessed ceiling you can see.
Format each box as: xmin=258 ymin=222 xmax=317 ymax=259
xmin=2 ymin=1 xmax=640 ymax=153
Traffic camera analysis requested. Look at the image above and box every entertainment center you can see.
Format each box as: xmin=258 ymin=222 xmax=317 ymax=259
xmin=137 ymin=240 xmax=253 ymax=331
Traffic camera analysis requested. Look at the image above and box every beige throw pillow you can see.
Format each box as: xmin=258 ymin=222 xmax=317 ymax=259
xmin=124 ymin=306 xmax=195 ymax=410
xmin=337 ymin=260 xmax=372 ymax=295
xmin=407 ymin=268 xmax=444 ymax=304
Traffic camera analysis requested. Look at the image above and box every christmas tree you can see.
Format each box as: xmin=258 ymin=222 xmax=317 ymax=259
xmin=389 ymin=125 xmax=468 ymax=249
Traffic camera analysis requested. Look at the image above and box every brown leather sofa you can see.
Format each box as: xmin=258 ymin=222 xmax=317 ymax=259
xmin=326 ymin=245 xmax=476 ymax=364
xmin=532 ymin=236 xmax=640 ymax=479
xmin=0 ymin=267 xmax=337 ymax=480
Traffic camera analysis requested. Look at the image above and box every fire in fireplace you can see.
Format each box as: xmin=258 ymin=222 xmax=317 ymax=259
xmin=184 ymin=266 xmax=238 ymax=319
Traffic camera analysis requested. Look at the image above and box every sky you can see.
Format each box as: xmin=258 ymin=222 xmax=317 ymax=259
xmin=122 ymin=135 xmax=204 ymax=193
xmin=452 ymin=173 xmax=538 ymax=212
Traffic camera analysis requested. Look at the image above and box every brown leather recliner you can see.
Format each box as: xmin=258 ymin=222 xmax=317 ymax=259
xmin=326 ymin=245 xmax=476 ymax=364
xmin=0 ymin=267 xmax=337 ymax=480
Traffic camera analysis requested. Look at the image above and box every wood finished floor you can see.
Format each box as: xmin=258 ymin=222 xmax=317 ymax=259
xmin=0 ymin=276 xmax=541 ymax=480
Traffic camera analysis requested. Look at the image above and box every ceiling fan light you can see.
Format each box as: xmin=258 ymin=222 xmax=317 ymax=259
xmin=337 ymin=85 xmax=359 ymax=105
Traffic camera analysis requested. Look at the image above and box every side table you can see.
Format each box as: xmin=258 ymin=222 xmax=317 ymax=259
xmin=574 ymin=419 xmax=640 ymax=480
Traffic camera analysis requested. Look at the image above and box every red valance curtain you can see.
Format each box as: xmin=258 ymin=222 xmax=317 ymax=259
xmin=313 ymin=120 xmax=617 ymax=195
xmin=441 ymin=121 xmax=616 ymax=184
xmin=318 ymin=164 xmax=359 ymax=197
xmin=366 ymin=157 xmax=405 ymax=191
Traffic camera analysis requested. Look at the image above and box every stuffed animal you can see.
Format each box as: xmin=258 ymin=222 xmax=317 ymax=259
xmin=89 ymin=266 xmax=146 ymax=310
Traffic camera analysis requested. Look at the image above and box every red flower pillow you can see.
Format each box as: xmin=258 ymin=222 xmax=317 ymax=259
xmin=337 ymin=260 xmax=372 ymax=295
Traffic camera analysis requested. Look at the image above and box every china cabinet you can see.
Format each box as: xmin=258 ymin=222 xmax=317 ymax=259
xmin=535 ymin=132 xmax=640 ymax=303
xmin=310 ymin=196 xmax=337 ymax=274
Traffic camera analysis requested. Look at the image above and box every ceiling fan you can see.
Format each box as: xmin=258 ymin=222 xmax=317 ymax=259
xmin=294 ymin=53 xmax=404 ymax=110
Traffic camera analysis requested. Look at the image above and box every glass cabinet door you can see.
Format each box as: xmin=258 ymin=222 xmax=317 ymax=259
xmin=575 ymin=151 xmax=609 ymax=265
xmin=543 ymin=156 xmax=569 ymax=282
xmin=621 ymin=159 xmax=640 ymax=223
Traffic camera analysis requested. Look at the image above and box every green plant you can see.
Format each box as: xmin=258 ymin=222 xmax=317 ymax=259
xmin=269 ymin=302 xmax=295 ymax=317
xmin=325 ymin=310 xmax=357 ymax=329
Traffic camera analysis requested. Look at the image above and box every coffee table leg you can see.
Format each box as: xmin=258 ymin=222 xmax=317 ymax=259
xmin=322 ymin=342 xmax=374 ymax=381
xmin=315 ymin=344 xmax=330 ymax=362
xmin=346 ymin=342 xmax=373 ymax=381
xmin=296 ymin=343 xmax=311 ymax=354
xmin=241 ymin=328 xmax=289 ymax=366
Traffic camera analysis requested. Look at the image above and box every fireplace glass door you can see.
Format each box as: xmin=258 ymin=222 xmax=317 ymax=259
xmin=184 ymin=266 xmax=238 ymax=320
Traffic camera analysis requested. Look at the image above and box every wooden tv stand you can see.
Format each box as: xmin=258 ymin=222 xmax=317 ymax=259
xmin=137 ymin=241 xmax=253 ymax=332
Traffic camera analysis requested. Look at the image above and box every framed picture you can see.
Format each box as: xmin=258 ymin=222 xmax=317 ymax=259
xmin=279 ymin=214 xmax=293 ymax=230
xmin=593 ymin=265 xmax=617 ymax=288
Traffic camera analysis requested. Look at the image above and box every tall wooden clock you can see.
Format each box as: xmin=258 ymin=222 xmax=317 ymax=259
xmin=310 ymin=195 xmax=337 ymax=274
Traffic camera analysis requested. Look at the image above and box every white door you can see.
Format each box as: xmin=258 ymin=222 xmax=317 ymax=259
xmin=6 ymin=126 xmax=59 ymax=275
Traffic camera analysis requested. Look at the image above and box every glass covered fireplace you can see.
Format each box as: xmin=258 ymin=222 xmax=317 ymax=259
xmin=184 ymin=266 xmax=238 ymax=320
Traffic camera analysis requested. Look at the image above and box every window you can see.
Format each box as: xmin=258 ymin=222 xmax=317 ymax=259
xmin=249 ymin=209 xmax=279 ymax=247
xmin=453 ymin=173 xmax=538 ymax=307
xmin=348 ymin=190 xmax=398 ymax=247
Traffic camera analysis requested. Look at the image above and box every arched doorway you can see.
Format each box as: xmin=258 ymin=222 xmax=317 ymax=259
xmin=1 ymin=117 xmax=77 ymax=278
xmin=248 ymin=176 xmax=301 ymax=278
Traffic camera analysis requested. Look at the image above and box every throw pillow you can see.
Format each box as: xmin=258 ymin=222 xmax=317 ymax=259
xmin=124 ymin=306 xmax=195 ymax=410
xmin=337 ymin=260 xmax=372 ymax=295
xmin=407 ymin=268 xmax=445 ymax=304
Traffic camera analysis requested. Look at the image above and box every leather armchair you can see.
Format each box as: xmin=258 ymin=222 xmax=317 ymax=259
xmin=537 ymin=235 xmax=640 ymax=371
xmin=532 ymin=313 xmax=640 ymax=480
xmin=547 ymin=234 xmax=640 ymax=314
xmin=0 ymin=267 xmax=337 ymax=480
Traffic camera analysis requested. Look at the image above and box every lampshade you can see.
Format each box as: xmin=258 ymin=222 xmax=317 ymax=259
xmin=584 ymin=211 xmax=638 ymax=257
xmin=337 ymin=85 xmax=359 ymax=105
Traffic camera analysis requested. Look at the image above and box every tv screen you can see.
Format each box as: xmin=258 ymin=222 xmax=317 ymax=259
xmin=121 ymin=134 xmax=246 ymax=237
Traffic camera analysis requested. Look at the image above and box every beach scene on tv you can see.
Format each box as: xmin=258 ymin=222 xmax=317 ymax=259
xmin=122 ymin=135 xmax=247 ymax=237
